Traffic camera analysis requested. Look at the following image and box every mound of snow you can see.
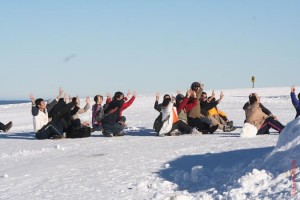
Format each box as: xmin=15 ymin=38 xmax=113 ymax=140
xmin=240 ymin=123 xmax=257 ymax=138
xmin=263 ymin=117 xmax=300 ymax=172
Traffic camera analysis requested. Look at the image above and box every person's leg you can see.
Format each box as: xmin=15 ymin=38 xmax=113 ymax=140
xmin=102 ymin=123 xmax=124 ymax=136
xmin=266 ymin=117 xmax=285 ymax=133
xmin=208 ymin=116 xmax=224 ymax=130
xmin=258 ymin=117 xmax=284 ymax=134
xmin=177 ymin=120 xmax=193 ymax=134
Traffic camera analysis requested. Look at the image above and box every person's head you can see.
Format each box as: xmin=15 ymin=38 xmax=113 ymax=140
xmin=72 ymin=97 xmax=80 ymax=106
xmin=113 ymin=92 xmax=124 ymax=100
xmin=162 ymin=98 xmax=171 ymax=108
xmin=200 ymin=92 xmax=208 ymax=102
xmin=249 ymin=93 xmax=258 ymax=104
xmin=94 ymin=95 xmax=103 ymax=104
xmin=175 ymin=94 xmax=184 ymax=104
xmin=163 ymin=94 xmax=171 ymax=99
xmin=35 ymin=98 xmax=46 ymax=110
xmin=191 ymin=82 xmax=201 ymax=92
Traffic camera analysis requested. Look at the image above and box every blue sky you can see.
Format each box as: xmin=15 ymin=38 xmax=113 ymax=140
xmin=1 ymin=1 xmax=299 ymax=99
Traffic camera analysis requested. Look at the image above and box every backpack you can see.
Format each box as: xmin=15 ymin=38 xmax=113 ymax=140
xmin=66 ymin=127 xmax=91 ymax=138
xmin=96 ymin=104 xmax=109 ymax=122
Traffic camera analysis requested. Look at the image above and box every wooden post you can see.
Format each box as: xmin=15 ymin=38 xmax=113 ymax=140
xmin=251 ymin=76 xmax=255 ymax=88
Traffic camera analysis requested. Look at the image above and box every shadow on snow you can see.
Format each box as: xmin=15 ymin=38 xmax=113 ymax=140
xmin=158 ymin=147 xmax=274 ymax=193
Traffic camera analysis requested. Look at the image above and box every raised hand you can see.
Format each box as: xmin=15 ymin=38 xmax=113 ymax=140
xmin=29 ymin=94 xmax=35 ymax=104
xmin=211 ymin=90 xmax=215 ymax=98
xmin=291 ymin=86 xmax=296 ymax=93
xmin=186 ymin=89 xmax=193 ymax=98
xmin=127 ymin=90 xmax=131 ymax=97
xmin=86 ymin=96 xmax=90 ymax=104
xmin=156 ymin=92 xmax=160 ymax=101
xmin=220 ymin=91 xmax=224 ymax=99
xmin=133 ymin=91 xmax=137 ymax=97
xmin=106 ymin=93 xmax=112 ymax=99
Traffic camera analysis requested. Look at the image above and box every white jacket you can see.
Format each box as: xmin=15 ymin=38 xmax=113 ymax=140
xmin=159 ymin=102 xmax=175 ymax=135
xmin=33 ymin=108 xmax=49 ymax=132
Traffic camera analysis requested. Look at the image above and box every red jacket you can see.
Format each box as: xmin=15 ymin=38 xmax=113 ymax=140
xmin=177 ymin=97 xmax=197 ymax=114
xmin=106 ymin=96 xmax=136 ymax=117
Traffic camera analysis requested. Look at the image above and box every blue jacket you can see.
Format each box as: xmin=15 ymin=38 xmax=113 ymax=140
xmin=291 ymin=92 xmax=300 ymax=118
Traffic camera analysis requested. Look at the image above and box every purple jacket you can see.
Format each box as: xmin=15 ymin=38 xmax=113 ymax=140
xmin=291 ymin=92 xmax=300 ymax=118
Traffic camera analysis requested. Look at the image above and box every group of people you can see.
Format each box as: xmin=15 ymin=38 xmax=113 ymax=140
xmin=154 ymin=82 xmax=236 ymax=136
xmin=28 ymin=88 xmax=136 ymax=139
xmin=1 ymin=83 xmax=299 ymax=139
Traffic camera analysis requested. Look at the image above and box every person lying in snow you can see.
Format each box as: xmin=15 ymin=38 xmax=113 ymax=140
xmin=30 ymin=87 xmax=64 ymax=133
xmin=200 ymin=91 xmax=235 ymax=132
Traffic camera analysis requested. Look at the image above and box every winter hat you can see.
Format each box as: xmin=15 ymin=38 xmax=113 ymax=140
xmin=176 ymin=94 xmax=185 ymax=102
xmin=191 ymin=82 xmax=201 ymax=90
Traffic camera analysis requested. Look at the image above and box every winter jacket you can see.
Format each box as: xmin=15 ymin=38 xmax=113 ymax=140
xmin=176 ymin=97 xmax=197 ymax=122
xmin=245 ymin=102 xmax=268 ymax=129
xmin=154 ymin=101 xmax=162 ymax=112
xmin=188 ymin=88 xmax=205 ymax=118
xmin=92 ymin=104 xmax=103 ymax=125
xmin=291 ymin=92 xmax=300 ymax=118
xmin=32 ymin=99 xmax=58 ymax=132
xmin=71 ymin=103 xmax=90 ymax=120
xmin=102 ymin=99 xmax=123 ymax=126
xmin=107 ymin=96 xmax=136 ymax=117
xmin=200 ymin=100 xmax=219 ymax=117
xmin=159 ymin=102 xmax=174 ymax=135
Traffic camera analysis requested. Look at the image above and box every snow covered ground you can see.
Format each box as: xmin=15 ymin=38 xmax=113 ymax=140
xmin=0 ymin=87 xmax=299 ymax=200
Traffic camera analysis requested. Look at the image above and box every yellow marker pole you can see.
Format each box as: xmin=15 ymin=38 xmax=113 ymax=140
xmin=251 ymin=76 xmax=255 ymax=88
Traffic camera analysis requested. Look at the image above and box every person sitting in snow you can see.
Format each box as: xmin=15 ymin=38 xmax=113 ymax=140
xmin=175 ymin=90 xmax=201 ymax=135
xmin=101 ymin=92 xmax=126 ymax=137
xmin=290 ymin=86 xmax=300 ymax=119
xmin=243 ymin=93 xmax=285 ymax=135
xmin=200 ymin=91 xmax=235 ymax=132
xmin=187 ymin=82 xmax=218 ymax=134
xmin=106 ymin=90 xmax=136 ymax=126
xmin=0 ymin=121 xmax=12 ymax=132
xmin=154 ymin=92 xmax=199 ymax=136
xmin=92 ymin=95 xmax=104 ymax=131
xmin=30 ymin=87 xmax=64 ymax=133
xmin=69 ymin=96 xmax=91 ymax=128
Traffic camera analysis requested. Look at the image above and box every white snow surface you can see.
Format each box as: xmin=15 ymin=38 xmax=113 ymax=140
xmin=0 ymin=87 xmax=299 ymax=200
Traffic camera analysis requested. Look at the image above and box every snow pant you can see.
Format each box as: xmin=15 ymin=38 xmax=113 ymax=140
xmin=0 ymin=122 xmax=4 ymax=131
xmin=36 ymin=123 xmax=63 ymax=139
xmin=188 ymin=117 xmax=211 ymax=131
xmin=92 ymin=124 xmax=103 ymax=131
xmin=208 ymin=115 xmax=227 ymax=130
xmin=257 ymin=117 xmax=285 ymax=135
xmin=102 ymin=123 xmax=124 ymax=135
xmin=169 ymin=120 xmax=193 ymax=134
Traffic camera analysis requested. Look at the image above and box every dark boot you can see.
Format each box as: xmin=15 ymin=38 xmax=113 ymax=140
xmin=3 ymin=121 xmax=13 ymax=132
